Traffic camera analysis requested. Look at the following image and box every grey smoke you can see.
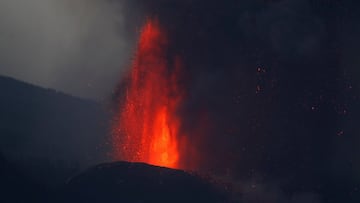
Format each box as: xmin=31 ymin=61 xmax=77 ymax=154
xmin=0 ymin=0 xmax=133 ymax=100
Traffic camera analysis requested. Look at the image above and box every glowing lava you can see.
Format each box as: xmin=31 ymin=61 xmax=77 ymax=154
xmin=112 ymin=18 xmax=184 ymax=169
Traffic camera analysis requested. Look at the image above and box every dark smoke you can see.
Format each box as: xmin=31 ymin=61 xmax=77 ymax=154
xmin=0 ymin=0 xmax=359 ymax=201
xmin=118 ymin=0 xmax=360 ymax=202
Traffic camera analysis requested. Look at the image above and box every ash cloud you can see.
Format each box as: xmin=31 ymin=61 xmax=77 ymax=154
xmin=1 ymin=0 xmax=359 ymax=201
xmin=121 ymin=0 xmax=360 ymax=202
xmin=0 ymin=0 xmax=133 ymax=100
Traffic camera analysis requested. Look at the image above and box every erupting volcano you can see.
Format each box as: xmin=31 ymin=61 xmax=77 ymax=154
xmin=112 ymin=18 xmax=185 ymax=169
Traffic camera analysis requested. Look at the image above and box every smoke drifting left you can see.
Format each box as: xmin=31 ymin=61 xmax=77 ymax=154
xmin=0 ymin=0 xmax=359 ymax=202
xmin=112 ymin=0 xmax=360 ymax=201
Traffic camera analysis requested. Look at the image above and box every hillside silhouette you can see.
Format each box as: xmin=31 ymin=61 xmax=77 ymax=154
xmin=0 ymin=75 xmax=111 ymax=185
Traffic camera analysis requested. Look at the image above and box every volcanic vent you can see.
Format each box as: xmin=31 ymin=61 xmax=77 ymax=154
xmin=112 ymin=18 xmax=187 ymax=169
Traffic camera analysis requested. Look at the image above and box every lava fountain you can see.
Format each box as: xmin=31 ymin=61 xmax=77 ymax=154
xmin=112 ymin=18 xmax=185 ymax=169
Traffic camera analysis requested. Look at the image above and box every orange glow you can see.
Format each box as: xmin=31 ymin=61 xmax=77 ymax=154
xmin=112 ymin=18 xmax=184 ymax=169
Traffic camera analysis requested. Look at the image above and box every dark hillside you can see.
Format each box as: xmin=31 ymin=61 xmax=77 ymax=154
xmin=0 ymin=75 xmax=110 ymax=184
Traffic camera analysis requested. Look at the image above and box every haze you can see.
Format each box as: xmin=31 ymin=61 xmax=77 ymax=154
xmin=0 ymin=0 xmax=132 ymax=100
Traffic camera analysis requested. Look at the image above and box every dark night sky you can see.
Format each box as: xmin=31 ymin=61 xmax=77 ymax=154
xmin=1 ymin=0 xmax=360 ymax=202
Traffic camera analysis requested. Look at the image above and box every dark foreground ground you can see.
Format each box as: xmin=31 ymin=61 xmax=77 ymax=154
xmin=0 ymin=156 xmax=231 ymax=203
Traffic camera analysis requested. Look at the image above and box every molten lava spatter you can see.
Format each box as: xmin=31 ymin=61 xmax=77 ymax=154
xmin=113 ymin=18 xmax=184 ymax=169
